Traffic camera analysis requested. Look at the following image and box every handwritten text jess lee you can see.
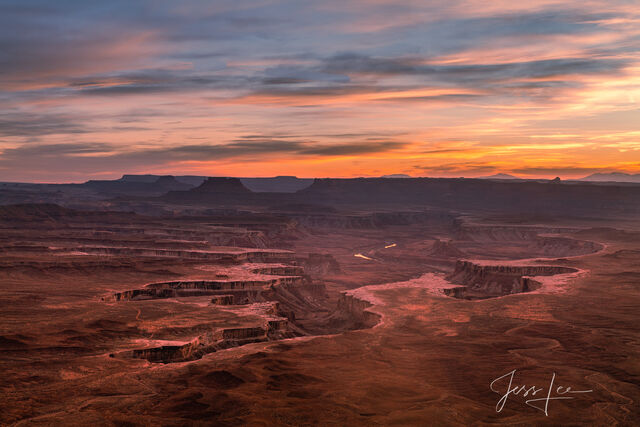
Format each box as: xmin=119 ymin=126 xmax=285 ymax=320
xmin=490 ymin=369 xmax=593 ymax=416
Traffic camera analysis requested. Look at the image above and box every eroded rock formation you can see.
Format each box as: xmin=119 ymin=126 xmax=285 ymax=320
xmin=129 ymin=319 xmax=297 ymax=363
xmin=299 ymin=253 xmax=341 ymax=275
xmin=69 ymin=246 xmax=295 ymax=263
xmin=111 ymin=276 xmax=305 ymax=301
xmin=332 ymin=293 xmax=381 ymax=330
xmin=444 ymin=260 xmax=578 ymax=299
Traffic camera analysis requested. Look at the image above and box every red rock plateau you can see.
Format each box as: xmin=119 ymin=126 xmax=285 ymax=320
xmin=0 ymin=177 xmax=639 ymax=425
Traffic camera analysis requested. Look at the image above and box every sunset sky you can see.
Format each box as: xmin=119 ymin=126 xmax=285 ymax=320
xmin=1 ymin=0 xmax=639 ymax=182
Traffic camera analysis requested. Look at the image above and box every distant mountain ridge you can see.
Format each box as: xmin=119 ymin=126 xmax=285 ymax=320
xmin=240 ymin=176 xmax=314 ymax=193
xmin=3 ymin=175 xmax=640 ymax=218
xmin=84 ymin=175 xmax=193 ymax=195
xmin=479 ymin=173 xmax=522 ymax=180
xmin=120 ymin=174 xmax=207 ymax=186
xmin=578 ymin=172 xmax=640 ymax=183
xmin=119 ymin=174 xmax=313 ymax=193
xmin=381 ymin=174 xmax=412 ymax=178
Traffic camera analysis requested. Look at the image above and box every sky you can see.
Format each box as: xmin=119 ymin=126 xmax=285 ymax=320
xmin=0 ymin=0 xmax=639 ymax=182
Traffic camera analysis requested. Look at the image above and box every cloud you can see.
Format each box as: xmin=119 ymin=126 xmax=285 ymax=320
xmin=375 ymin=94 xmax=483 ymax=102
xmin=299 ymin=140 xmax=406 ymax=155
xmin=322 ymin=53 xmax=628 ymax=83
xmin=0 ymin=3 xmax=160 ymax=89
xmin=412 ymin=162 xmax=498 ymax=175
xmin=67 ymin=68 xmax=244 ymax=96
xmin=167 ymin=139 xmax=307 ymax=158
xmin=0 ymin=112 xmax=88 ymax=137
xmin=363 ymin=8 xmax=623 ymax=57
xmin=159 ymin=137 xmax=407 ymax=159
xmin=0 ymin=142 xmax=115 ymax=156
xmin=262 ymin=65 xmax=350 ymax=85
xmin=0 ymin=137 xmax=407 ymax=172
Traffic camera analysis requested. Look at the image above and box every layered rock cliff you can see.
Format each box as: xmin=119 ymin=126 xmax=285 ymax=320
xmin=332 ymin=293 xmax=381 ymax=330
xmin=445 ymin=260 xmax=578 ymax=299
xmin=129 ymin=319 xmax=296 ymax=363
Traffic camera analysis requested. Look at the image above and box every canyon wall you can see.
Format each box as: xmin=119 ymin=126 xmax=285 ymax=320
xmin=445 ymin=260 xmax=578 ymax=299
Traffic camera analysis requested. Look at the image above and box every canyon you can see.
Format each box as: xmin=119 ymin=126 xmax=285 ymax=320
xmin=0 ymin=177 xmax=639 ymax=425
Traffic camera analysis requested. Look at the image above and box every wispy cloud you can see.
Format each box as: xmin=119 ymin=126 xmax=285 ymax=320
xmin=0 ymin=112 xmax=88 ymax=137
xmin=0 ymin=0 xmax=638 ymax=181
